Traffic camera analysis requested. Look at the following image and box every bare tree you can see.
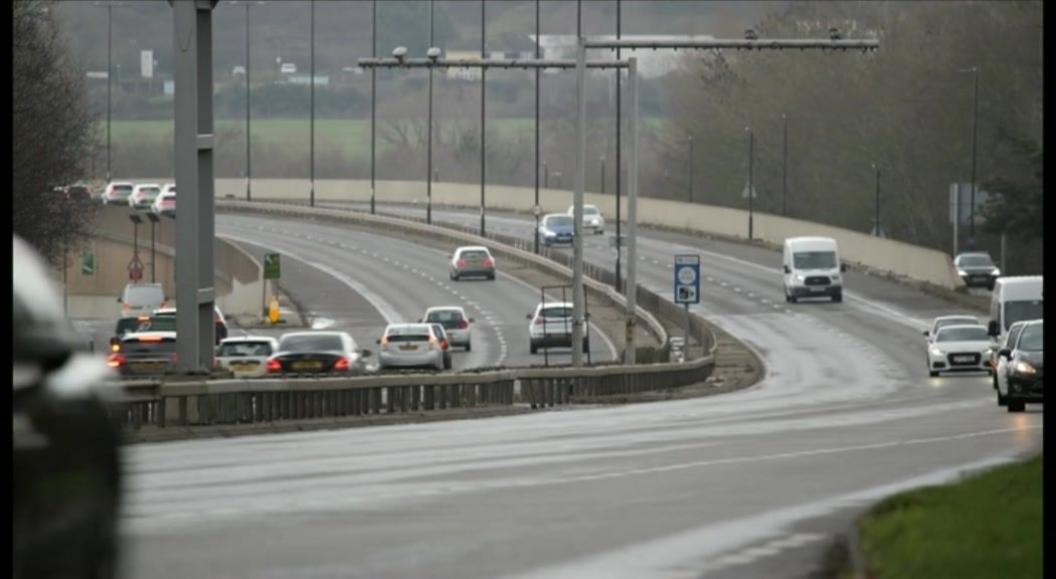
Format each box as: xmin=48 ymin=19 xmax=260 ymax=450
xmin=13 ymin=0 xmax=99 ymax=267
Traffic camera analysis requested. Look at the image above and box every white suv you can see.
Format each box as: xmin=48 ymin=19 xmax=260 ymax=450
xmin=527 ymin=301 xmax=588 ymax=354
xmin=128 ymin=183 xmax=162 ymax=210
xmin=421 ymin=306 xmax=474 ymax=350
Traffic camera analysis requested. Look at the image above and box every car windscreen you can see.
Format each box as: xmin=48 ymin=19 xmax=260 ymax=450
xmin=218 ymin=342 xmax=273 ymax=357
xmin=114 ymin=185 xmax=133 ymax=193
xmin=541 ymin=307 xmax=573 ymax=319
xmin=131 ymin=317 xmax=176 ymax=332
xmin=935 ymin=318 xmax=978 ymax=332
xmin=792 ymin=251 xmax=836 ymax=270
xmin=583 ymin=206 xmax=600 ymax=215
xmin=426 ymin=310 xmax=464 ymax=323
xmin=936 ymin=327 xmax=989 ymax=342
xmin=140 ymin=187 xmax=161 ymax=195
xmin=278 ymin=335 xmax=344 ymax=352
xmin=1016 ymin=324 xmax=1043 ymax=351
xmin=546 ymin=216 xmax=574 ymax=228
xmin=120 ymin=337 xmax=177 ymax=354
xmin=1004 ymin=300 xmax=1043 ymax=330
xmin=123 ymin=286 xmax=164 ymax=307
xmin=958 ymin=255 xmax=994 ymax=267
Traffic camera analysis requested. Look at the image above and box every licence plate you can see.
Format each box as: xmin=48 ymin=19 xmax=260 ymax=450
xmin=399 ymin=344 xmax=419 ymax=351
xmin=131 ymin=362 xmax=164 ymax=373
xmin=231 ymin=361 xmax=259 ymax=371
xmin=291 ymin=360 xmax=324 ymax=371
xmin=953 ymin=355 xmax=974 ymax=363
xmin=809 ymin=286 xmax=825 ymax=292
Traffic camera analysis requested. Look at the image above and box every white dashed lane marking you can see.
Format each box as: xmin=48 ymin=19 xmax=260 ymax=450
xmin=706 ymin=532 xmax=826 ymax=572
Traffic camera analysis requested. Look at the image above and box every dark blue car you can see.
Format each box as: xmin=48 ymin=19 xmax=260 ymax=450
xmin=539 ymin=213 xmax=575 ymax=246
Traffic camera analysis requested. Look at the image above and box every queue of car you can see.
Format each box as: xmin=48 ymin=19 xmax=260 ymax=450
xmin=920 ymin=275 xmax=1043 ymax=413
xmin=99 ymin=180 xmax=177 ymax=218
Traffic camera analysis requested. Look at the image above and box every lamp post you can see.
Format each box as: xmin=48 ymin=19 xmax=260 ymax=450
xmin=963 ymin=66 xmax=980 ymax=249
xmin=479 ymin=0 xmax=486 ymax=236
xmin=426 ymin=0 xmax=434 ymax=224
xmin=308 ymin=0 xmax=315 ymax=207
xmin=544 ymin=161 xmax=549 ymax=189
xmin=600 ymin=156 xmax=606 ymax=194
xmin=872 ymin=163 xmax=881 ymax=237
xmin=686 ymin=135 xmax=694 ymax=203
xmin=107 ymin=3 xmax=112 ymax=182
xmin=244 ymin=1 xmax=251 ymax=200
xmin=746 ymin=126 xmax=754 ymax=240
xmin=146 ymin=212 xmax=159 ymax=281
xmin=370 ymin=0 xmax=377 ymax=214
xmin=533 ymin=0 xmax=541 ymax=254
xmin=782 ymin=113 xmax=788 ymax=216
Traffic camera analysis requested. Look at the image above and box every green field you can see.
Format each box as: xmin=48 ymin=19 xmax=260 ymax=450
xmin=857 ymin=455 xmax=1042 ymax=579
xmin=101 ymin=117 xmax=671 ymax=161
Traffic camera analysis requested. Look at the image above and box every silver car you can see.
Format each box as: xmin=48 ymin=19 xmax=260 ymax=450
xmin=215 ymin=336 xmax=279 ymax=377
xmin=377 ymin=323 xmax=446 ymax=371
xmin=421 ymin=306 xmax=474 ymax=350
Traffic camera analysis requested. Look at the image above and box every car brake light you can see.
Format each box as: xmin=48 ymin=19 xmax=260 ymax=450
xmin=483 ymin=257 xmax=494 ymax=268
xmin=334 ymin=357 xmax=351 ymax=372
xmin=111 ymin=342 xmax=122 ymax=353
xmin=534 ymin=317 xmax=545 ymax=325
xmin=457 ymin=259 xmax=467 ymax=269
xmin=428 ymin=337 xmax=437 ymax=351
xmin=107 ymin=354 xmax=127 ymax=368
xmin=380 ymin=336 xmax=390 ymax=350
xmin=457 ymin=320 xmax=469 ymax=329
xmin=266 ymin=359 xmax=282 ymax=374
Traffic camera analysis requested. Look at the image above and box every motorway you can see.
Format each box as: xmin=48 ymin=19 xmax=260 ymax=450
xmin=119 ymin=204 xmax=1042 ymax=579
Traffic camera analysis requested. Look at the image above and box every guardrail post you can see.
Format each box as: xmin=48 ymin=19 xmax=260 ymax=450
xmin=387 ymin=386 xmax=395 ymax=414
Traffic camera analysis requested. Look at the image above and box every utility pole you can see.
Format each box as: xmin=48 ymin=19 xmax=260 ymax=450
xmin=600 ymin=156 xmax=606 ymax=194
xmin=782 ymin=113 xmax=788 ymax=216
xmin=614 ymin=0 xmax=622 ymax=293
xmin=426 ymin=0 xmax=434 ymax=224
xmin=308 ymin=0 xmax=315 ymax=207
xmin=968 ymin=65 xmax=979 ymax=248
xmin=106 ymin=3 xmax=112 ymax=182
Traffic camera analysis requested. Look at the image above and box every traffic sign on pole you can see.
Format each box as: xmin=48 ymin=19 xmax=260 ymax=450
xmin=263 ymin=253 xmax=281 ymax=280
xmin=81 ymin=250 xmax=95 ymax=275
xmin=674 ymin=254 xmax=700 ymax=304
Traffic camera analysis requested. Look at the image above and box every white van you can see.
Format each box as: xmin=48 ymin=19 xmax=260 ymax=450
xmin=987 ymin=276 xmax=1042 ymax=340
xmin=782 ymin=237 xmax=846 ymax=303
xmin=119 ymin=283 xmax=166 ymax=317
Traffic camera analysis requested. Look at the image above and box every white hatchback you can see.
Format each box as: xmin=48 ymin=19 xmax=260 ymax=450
xmin=215 ymin=336 xmax=279 ymax=377
xmin=527 ymin=301 xmax=588 ymax=354
xmin=926 ymin=324 xmax=993 ymax=377
xmin=377 ymin=323 xmax=446 ymax=371
xmin=567 ymin=204 xmax=605 ymax=234
xmin=128 ymin=183 xmax=162 ymax=210
xmin=421 ymin=306 xmax=474 ymax=350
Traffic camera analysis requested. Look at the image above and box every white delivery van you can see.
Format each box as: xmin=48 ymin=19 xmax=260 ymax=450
xmin=782 ymin=237 xmax=846 ymax=303
xmin=987 ymin=276 xmax=1042 ymax=340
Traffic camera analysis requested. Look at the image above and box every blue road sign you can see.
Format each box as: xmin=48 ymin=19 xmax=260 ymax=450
xmin=674 ymin=254 xmax=700 ymax=304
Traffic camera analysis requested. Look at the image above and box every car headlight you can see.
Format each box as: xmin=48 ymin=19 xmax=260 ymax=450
xmin=992 ymin=268 xmax=1001 ymax=276
xmin=543 ymin=230 xmax=556 ymax=237
xmin=957 ymin=269 xmax=967 ymax=276
xmin=930 ymin=348 xmax=945 ymax=357
xmin=1014 ymin=361 xmax=1037 ymax=376
xmin=794 ymin=274 xmax=804 ymax=282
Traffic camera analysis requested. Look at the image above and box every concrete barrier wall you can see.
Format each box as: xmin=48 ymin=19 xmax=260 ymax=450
xmin=62 ymin=206 xmax=262 ymax=317
xmin=131 ymin=177 xmax=962 ymax=289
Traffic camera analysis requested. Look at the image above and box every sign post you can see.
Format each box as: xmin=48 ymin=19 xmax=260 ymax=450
xmin=674 ymin=254 xmax=700 ymax=362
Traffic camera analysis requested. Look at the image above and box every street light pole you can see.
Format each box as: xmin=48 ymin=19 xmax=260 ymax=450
xmin=600 ymin=156 xmax=606 ymax=194
xmin=309 ymin=0 xmax=315 ymax=207
xmin=479 ymin=0 xmax=486 ymax=236
xmin=624 ymin=56 xmax=639 ymax=365
xmin=571 ymin=36 xmax=587 ymax=367
xmin=245 ymin=1 xmax=251 ymax=201
xmin=106 ymin=3 xmax=112 ymax=182
xmin=426 ymin=0 xmax=434 ymax=224
xmin=687 ymin=136 xmax=694 ymax=202
xmin=370 ymin=0 xmax=377 ymax=214
xmin=746 ymin=126 xmax=754 ymax=240
xmin=614 ymin=0 xmax=622 ymax=293
xmin=782 ymin=113 xmax=788 ymax=216
xmin=873 ymin=163 xmax=881 ymax=237
xmin=533 ymin=0 xmax=540 ymax=254
xmin=968 ymin=65 xmax=979 ymax=248
xmin=544 ymin=161 xmax=549 ymax=188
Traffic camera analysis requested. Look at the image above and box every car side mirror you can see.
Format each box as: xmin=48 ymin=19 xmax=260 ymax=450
xmin=416 ymin=318 xmax=422 ymax=323
xmin=469 ymin=318 xmax=475 ymax=323
xmin=783 ymin=265 xmax=790 ymax=274
xmin=922 ymin=330 xmax=929 ymax=336
xmin=360 ymin=349 xmax=372 ymax=358
xmin=999 ymin=348 xmax=1012 ymax=358
xmin=840 ymin=263 xmax=848 ymax=273
xmin=526 ymin=314 xmax=533 ymax=320
xmin=375 ymin=338 xmax=381 ymax=344
xmin=988 ymin=321 xmax=999 ymax=336
xmin=116 ymin=297 xmax=122 ymax=303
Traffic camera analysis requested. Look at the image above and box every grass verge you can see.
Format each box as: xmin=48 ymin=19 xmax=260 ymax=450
xmin=857 ymin=454 xmax=1042 ymax=578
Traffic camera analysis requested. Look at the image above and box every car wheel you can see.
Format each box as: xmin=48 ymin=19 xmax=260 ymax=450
xmin=465 ymin=341 xmax=471 ymax=352
xmin=832 ymin=292 xmax=843 ymax=303
xmin=582 ymin=340 xmax=590 ymax=354
xmin=487 ymin=273 xmax=496 ymax=281
xmin=443 ymin=355 xmax=452 ymax=370
xmin=1007 ymin=399 xmax=1025 ymax=413
xmin=929 ymin=370 xmax=939 ymax=377
xmin=788 ymin=295 xmax=798 ymax=303
xmin=997 ymin=389 xmax=1007 ymax=406
xmin=530 ymin=342 xmax=538 ymax=354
